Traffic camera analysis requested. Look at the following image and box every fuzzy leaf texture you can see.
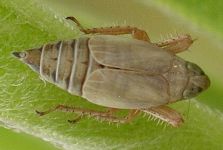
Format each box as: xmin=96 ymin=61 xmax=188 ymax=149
xmin=0 ymin=0 xmax=223 ymax=150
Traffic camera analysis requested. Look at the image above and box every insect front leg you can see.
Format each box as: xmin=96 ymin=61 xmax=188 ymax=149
xmin=141 ymin=105 xmax=184 ymax=127
xmin=156 ymin=34 xmax=195 ymax=53
xmin=66 ymin=16 xmax=150 ymax=42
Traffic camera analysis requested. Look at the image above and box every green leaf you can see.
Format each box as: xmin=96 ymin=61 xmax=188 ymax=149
xmin=0 ymin=0 xmax=223 ymax=150
xmin=156 ymin=0 xmax=223 ymax=38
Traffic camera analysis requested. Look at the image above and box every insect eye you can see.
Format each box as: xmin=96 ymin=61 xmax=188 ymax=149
xmin=19 ymin=52 xmax=27 ymax=58
xmin=187 ymin=62 xmax=205 ymax=76
xmin=191 ymin=70 xmax=205 ymax=76
xmin=191 ymin=86 xmax=202 ymax=93
xmin=183 ymin=85 xmax=203 ymax=99
xmin=12 ymin=51 xmax=27 ymax=59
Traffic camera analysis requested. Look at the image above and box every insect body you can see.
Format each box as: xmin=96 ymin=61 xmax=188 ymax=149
xmin=12 ymin=16 xmax=210 ymax=127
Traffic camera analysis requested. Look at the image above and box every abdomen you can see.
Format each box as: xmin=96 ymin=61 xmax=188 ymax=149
xmin=39 ymin=37 xmax=90 ymax=96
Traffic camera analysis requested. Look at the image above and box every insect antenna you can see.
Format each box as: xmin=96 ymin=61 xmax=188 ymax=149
xmin=186 ymin=99 xmax=191 ymax=119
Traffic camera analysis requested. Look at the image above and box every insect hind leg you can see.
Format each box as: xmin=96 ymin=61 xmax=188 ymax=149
xmin=36 ymin=104 xmax=139 ymax=124
xmin=156 ymin=34 xmax=195 ymax=53
xmin=82 ymin=109 xmax=139 ymax=124
xmin=141 ymin=105 xmax=184 ymax=127
xmin=66 ymin=16 xmax=150 ymax=42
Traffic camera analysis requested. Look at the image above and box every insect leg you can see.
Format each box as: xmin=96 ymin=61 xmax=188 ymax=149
xmin=123 ymin=109 xmax=140 ymax=123
xmin=141 ymin=105 xmax=184 ymax=127
xmin=156 ymin=34 xmax=195 ymax=53
xmin=90 ymin=109 xmax=139 ymax=124
xmin=67 ymin=107 xmax=121 ymax=123
xmin=36 ymin=104 xmax=110 ymax=117
xmin=68 ymin=115 xmax=83 ymax=124
xmin=66 ymin=16 xmax=150 ymax=42
xmin=36 ymin=105 xmax=139 ymax=124
xmin=66 ymin=16 xmax=86 ymax=33
xmin=106 ymin=107 xmax=118 ymax=115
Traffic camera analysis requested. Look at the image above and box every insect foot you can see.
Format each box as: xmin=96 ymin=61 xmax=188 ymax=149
xmin=67 ymin=115 xmax=83 ymax=124
xmin=35 ymin=110 xmax=53 ymax=116
xmin=35 ymin=110 xmax=45 ymax=116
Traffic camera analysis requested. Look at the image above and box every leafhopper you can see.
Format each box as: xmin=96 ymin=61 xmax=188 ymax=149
xmin=12 ymin=16 xmax=210 ymax=127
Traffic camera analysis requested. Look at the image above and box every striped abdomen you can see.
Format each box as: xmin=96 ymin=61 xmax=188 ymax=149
xmin=39 ymin=37 xmax=92 ymax=96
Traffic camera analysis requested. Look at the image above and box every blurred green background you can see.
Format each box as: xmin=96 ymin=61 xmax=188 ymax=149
xmin=0 ymin=0 xmax=222 ymax=150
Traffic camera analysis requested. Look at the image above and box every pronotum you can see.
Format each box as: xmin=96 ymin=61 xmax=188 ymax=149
xmin=12 ymin=16 xmax=210 ymax=127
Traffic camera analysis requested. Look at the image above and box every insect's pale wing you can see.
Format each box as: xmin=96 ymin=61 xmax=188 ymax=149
xmin=82 ymin=69 xmax=169 ymax=109
xmin=88 ymin=35 xmax=174 ymax=74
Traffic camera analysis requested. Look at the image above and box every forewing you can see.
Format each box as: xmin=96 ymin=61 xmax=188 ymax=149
xmin=83 ymin=69 xmax=169 ymax=109
xmin=88 ymin=35 xmax=174 ymax=74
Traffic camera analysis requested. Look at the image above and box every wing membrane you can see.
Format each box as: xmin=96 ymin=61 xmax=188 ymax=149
xmin=89 ymin=35 xmax=174 ymax=74
xmin=83 ymin=69 xmax=169 ymax=109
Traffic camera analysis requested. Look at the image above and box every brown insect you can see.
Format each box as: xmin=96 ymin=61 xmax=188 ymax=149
xmin=12 ymin=16 xmax=210 ymax=127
